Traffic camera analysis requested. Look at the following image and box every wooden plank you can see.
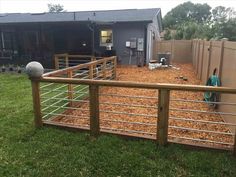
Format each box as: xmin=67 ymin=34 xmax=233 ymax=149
xmin=67 ymin=71 xmax=73 ymax=106
xmin=89 ymin=64 xmax=94 ymax=79
xmin=42 ymin=120 xmax=233 ymax=151
xmin=234 ymin=129 xmax=236 ymax=157
xmin=157 ymin=89 xmax=170 ymax=145
xmin=31 ymin=80 xmax=43 ymax=127
xmin=199 ymin=40 xmax=205 ymax=80
xmin=43 ymin=56 xmax=115 ymax=77
xmin=224 ymin=41 xmax=236 ymax=50
xmin=54 ymin=56 xmax=59 ymax=70
xmin=206 ymin=41 xmax=212 ymax=78
xmin=40 ymin=77 xmax=236 ymax=94
xmin=89 ymin=85 xmax=100 ymax=137
xmin=65 ymin=54 xmax=69 ymax=68
xmin=219 ymin=39 xmax=227 ymax=78
xmin=102 ymin=61 xmax=106 ymax=79
xmin=113 ymin=56 xmax=117 ymax=79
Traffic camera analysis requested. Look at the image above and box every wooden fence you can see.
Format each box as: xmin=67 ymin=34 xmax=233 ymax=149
xmin=192 ymin=39 xmax=236 ymax=133
xmin=54 ymin=53 xmax=102 ymax=69
xmin=28 ymin=56 xmax=236 ymax=154
xmin=153 ymin=40 xmax=192 ymax=63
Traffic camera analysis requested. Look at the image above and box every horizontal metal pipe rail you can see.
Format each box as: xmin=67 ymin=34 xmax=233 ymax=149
xmin=29 ymin=56 xmax=236 ymax=154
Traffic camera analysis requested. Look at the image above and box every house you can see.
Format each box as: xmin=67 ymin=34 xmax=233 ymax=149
xmin=0 ymin=8 xmax=162 ymax=68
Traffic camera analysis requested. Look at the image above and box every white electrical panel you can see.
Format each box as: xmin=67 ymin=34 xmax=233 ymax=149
xmin=137 ymin=38 xmax=144 ymax=51
xmin=126 ymin=41 xmax=131 ymax=47
xmin=130 ymin=38 xmax=137 ymax=48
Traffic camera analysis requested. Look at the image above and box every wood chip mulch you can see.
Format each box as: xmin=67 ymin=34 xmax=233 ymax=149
xmin=51 ymin=63 xmax=234 ymax=149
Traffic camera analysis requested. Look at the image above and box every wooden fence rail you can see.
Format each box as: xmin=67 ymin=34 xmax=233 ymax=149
xmin=28 ymin=55 xmax=236 ymax=155
xmin=54 ymin=53 xmax=102 ymax=69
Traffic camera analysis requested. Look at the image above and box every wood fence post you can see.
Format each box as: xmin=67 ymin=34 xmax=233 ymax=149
xmin=89 ymin=85 xmax=100 ymax=137
xmin=89 ymin=64 xmax=94 ymax=79
xmin=91 ymin=56 xmax=95 ymax=61
xmin=196 ymin=40 xmax=199 ymax=77
xmin=113 ymin=57 xmax=117 ymax=79
xmin=102 ymin=61 xmax=106 ymax=79
xmin=157 ymin=89 xmax=170 ymax=146
xmin=171 ymin=39 xmax=174 ymax=61
xmin=206 ymin=40 xmax=212 ymax=78
xmin=31 ymin=79 xmax=43 ymax=127
xmin=65 ymin=54 xmax=69 ymax=68
xmin=67 ymin=70 xmax=73 ymax=107
xmin=192 ymin=40 xmax=195 ymax=67
xmin=233 ymin=129 xmax=236 ymax=157
xmin=199 ymin=40 xmax=205 ymax=81
xmin=54 ymin=55 xmax=59 ymax=70
xmin=219 ymin=39 xmax=227 ymax=78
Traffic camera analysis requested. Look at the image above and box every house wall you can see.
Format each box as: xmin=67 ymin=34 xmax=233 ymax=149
xmin=0 ymin=19 xmax=161 ymax=67
xmin=147 ymin=13 xmax=161 ymax=63
xmin=94 ymin=22 xmax=148 ymax=65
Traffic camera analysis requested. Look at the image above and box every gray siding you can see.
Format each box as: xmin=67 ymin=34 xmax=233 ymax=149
xmin=94 ymin=22 xmax=148 ymax=65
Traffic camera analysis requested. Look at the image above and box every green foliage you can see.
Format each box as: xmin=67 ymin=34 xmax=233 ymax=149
xmin=164 ymin=29 xmax=172 ymax=40
xmin=48 ymin=3 xmax=64 ymax=13
xmin=221 ymin=18 xmax=236 ymax=41
xmin=163 ymin=2 xmax=236 ymax=41
xmin=163 ymin=1 xmax=211 ymax=28
xmin=1 ymin=74 xmax=236 ymax=176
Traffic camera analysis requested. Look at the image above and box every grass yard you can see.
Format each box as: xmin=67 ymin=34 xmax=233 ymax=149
xmin=1 ymin=73 xmax=236 ymax=177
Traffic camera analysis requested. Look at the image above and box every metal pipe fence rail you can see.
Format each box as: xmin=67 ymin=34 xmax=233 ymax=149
xmin=28 ymin=58 xmax=236 ymax=155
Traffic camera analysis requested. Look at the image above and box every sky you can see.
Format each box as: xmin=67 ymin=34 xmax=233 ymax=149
xmin=0 ymin=0 xmax=236 ymax=16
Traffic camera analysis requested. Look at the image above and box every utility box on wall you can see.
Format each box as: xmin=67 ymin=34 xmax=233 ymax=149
xmin=137 ymin=38 xmax=144 ymax=51
xmin=130 ymin=38 xmax=137 ymax=48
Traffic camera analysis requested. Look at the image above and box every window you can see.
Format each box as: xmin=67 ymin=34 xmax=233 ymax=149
xmin=100 ymin=29 xmax=113 ymax=46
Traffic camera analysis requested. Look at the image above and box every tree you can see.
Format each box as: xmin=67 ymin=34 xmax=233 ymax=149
xmin=163 ymin=29 xmax=172 ymax=40
xmin=210 ymin=6 xmax=236 ymax=40
xmin=163 ymin=1 xmax=211 ymax=28
xmin=221 ymin=18 xmax=236 ymax=41
xmin=163 ymin=3 xmax=236 ymax=41
xmin=212 ymin=6 xmax=236 ymax=24
xmin=48 ymin=3 xmax=64 ymax=13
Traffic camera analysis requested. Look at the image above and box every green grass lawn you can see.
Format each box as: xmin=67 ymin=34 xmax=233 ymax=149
xmin=0 ymin=73 xmax=236 ymax=177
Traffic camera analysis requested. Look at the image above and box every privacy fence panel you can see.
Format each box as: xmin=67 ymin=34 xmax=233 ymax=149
xmin=219 ymin=42 xmax=236 ymax=133
xmin=155 ymin=40 xmax=192 ymax=63
xmin=192 ymin=40 xmax=236 ymax=133
xmin=201 ymin=41 xmax=210 ymax=84
xmin=209 ymin=41 xmax=222 ymax=77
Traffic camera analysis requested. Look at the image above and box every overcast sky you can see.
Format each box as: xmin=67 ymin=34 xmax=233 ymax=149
xmin=0 ymin=0 xmax=236 ymax=16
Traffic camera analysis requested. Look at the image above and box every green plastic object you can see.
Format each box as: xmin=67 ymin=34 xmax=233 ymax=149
xmin=204 ymin=75 xmax=220 ymax=102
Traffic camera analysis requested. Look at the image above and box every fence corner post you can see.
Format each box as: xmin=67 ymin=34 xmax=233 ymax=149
xmin=157 ymin=89 xmax=170 ymax=146
xmin=67 ymin=70 xmax=73 ymax=107
xmin=89 ymin=85 xmax=100 ymax=137
xmin=26 ymin=61 xmax=44 ymax=128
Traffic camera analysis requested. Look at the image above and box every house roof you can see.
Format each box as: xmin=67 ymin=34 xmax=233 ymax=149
xmin=0 ymin=8 xmax=161 ymax=24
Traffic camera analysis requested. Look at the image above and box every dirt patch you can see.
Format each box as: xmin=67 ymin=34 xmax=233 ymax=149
xmin=52 ymin=63 xmax=234 ymax=149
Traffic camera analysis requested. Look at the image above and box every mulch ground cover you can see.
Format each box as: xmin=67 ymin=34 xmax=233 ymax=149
xmin=52 ymin=63 xmax=234 ymax=149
